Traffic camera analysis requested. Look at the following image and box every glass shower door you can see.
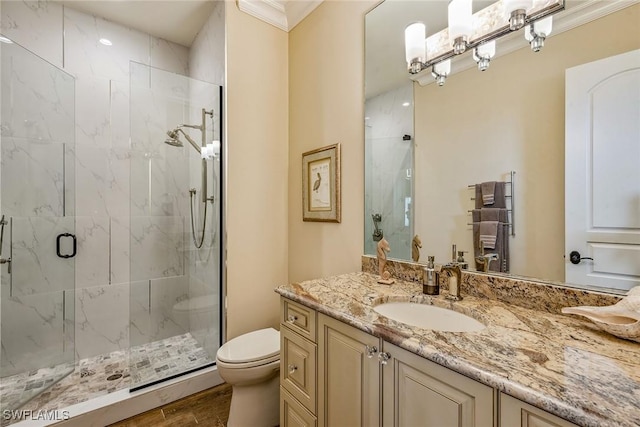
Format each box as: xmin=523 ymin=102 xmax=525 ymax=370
xmin=0 ymin=37 xmax=76 ymax=412
xmin=128 ymin=62 xmax=221 ymax=390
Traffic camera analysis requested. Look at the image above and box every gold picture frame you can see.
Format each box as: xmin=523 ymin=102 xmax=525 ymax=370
xmin=302 ymin=143 xmax=341 ymax=222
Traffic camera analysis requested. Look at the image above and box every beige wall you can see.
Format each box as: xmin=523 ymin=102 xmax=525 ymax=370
xmin=288 ymin=0 xmax=378 ymax=282
xmin=414 ymin=5 xmax=640 ymax=282
xmin=225 ymin=4 xmax=289 ymax=339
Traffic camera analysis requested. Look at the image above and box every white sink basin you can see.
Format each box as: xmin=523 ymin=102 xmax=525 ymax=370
xmin=373 ymin=302 xmax=485 ymax=332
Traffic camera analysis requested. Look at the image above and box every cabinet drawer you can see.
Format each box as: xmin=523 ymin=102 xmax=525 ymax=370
xmin=281 ymin=387 xmax=317 ymax=427
xmin=281 ymin=326 xmax=317 ymax=413
xmin=281 ymin=298 xmax=317 ymax=341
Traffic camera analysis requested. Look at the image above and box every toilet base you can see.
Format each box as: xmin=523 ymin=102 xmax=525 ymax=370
xmin=227 ymin=373 xmax=280 ymax=427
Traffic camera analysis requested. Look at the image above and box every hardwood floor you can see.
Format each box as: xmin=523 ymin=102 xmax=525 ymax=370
xmin=108 ymin=383 xmax=232 ymax=427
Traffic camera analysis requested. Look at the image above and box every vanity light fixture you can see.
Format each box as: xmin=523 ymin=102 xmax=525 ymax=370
xmin=473 ymin=40 xmax=496 ymax=71
xmin=405 ymin=22 xmax=426 ymax=74
xmin=524 ymin=16 xmax=553 ymax=52
xmin=432 ymin=59 xmax=451 ymax=86
xmin=404 ymin=0 xmax=564 ymax=85
xmin=503 ymin=0 xmax=534 ymax=30
xmin=448 ymin=0 xmax=473 ymax=55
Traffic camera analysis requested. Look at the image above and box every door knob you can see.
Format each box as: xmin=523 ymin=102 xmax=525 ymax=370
xmin=569 ymin=251 xmax=593 ymax=265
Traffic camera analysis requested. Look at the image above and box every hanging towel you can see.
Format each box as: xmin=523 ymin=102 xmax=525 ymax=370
xmin=475 ymin=182 xmax=507 ymax=208
xmin=479 ymin=221 xmax=498 ymax=249
xmin=481 ymin=181 xmax=496 ymax=205
xmin=472 ymin=209 xmax=510 ymax=273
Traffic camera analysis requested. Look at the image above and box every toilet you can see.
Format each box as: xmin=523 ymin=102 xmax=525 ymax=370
xmin=216 ymin=327 xmax=281 ymax=427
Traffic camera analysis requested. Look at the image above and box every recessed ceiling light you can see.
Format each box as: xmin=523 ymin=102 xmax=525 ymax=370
xmin=364 ymin=116 xmax=370 ymax=120
xmin=0 ymin=36 xmax=13 ymax=44
xmin=402 ymin=102 xmax=410 ymax=107
xmin=99 ymin=38 xmax=112 ymax=46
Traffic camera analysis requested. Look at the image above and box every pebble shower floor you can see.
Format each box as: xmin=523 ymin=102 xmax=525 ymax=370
xmin=0 ymin=333 xmax=214 ymax=426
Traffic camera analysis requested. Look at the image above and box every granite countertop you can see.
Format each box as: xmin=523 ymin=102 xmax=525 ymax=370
xmin=275 ymin=272 xmax=640 ymax=427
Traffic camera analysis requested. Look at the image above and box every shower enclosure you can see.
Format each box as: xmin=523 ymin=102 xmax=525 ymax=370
xmin=0 ymin=40 xmax=223 ymax=416
xmin=364 ymin=83 xmax=414 ymax=260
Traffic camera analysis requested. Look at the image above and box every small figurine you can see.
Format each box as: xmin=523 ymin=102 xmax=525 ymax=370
xmin=377 ymin=238 xmax=394 ymax=285
xmin=411 ymin=235 xmax=422 ymax=262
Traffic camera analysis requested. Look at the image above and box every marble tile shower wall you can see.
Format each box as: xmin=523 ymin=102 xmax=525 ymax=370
xmin=0 ymin=1 xmax=194 ymax=364
xmin=364 ymin=83 xmax=414 ymax=260
xmin=185 ymin=1 xmax=225 ymax=360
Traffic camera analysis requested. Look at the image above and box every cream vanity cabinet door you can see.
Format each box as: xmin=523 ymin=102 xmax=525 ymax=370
xmin=500 ymin=393 xmax=579 ymax=427
xmin=382 ymin=341 xmax=495 ymax=427
xmin=281 ymin=388 xmax=317 ymax=427
xmin=317 ymin=313 xmax=381 ymax=427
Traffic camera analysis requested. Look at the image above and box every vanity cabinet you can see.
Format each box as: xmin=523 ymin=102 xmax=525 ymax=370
xmin=280 ymin=298 xmax=318 ymax=427
xmin=317 ymin=313 xmax=381 ymax=427
xmin=280 ymin=297 xmax=576 ymax=427
xmin=500 ymin=393 xmax=579 ymax=427
xmin=382 ymin=341 xmax=495 ymax=427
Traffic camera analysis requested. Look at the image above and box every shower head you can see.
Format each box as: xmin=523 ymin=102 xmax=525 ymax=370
xmin=164 ymin=129 xmax=184 ymax=147
xmin=163 ymin=128 xmax=201 ymax=153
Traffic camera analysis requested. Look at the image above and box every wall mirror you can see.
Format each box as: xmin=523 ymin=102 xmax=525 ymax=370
xmin=364 ymin=0 xmax=640 ymax=293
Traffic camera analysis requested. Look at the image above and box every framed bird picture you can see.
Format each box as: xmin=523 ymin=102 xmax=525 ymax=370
xmin=302 ymin=143 xmax=341 ymax=222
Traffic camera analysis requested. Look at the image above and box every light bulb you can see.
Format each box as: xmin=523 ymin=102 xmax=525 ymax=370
xmin=405 ymin=22 xmax=426 ymax=73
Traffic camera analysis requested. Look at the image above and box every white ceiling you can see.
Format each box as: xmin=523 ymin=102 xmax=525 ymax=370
xmin=60 ymin=0 xmax=216 ymax=47
xmin=60 ymin=0 xmax=324 ymax=47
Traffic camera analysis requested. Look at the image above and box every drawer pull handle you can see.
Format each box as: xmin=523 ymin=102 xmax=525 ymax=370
xmin=288 ymin=364 xmax=298 ymax=374
xmin=287 ymin=315 xmax=298 ymax=323
xmin=366 ymin=345 xmax=378 ymax=358
xmin=378 ymin=352 xmax=391 ymax=365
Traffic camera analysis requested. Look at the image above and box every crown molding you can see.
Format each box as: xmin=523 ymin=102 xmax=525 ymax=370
xmin=236 ymin=0 xmax=323 ymax=32
xmin=412 ymin=0 xmax=638 ymax=86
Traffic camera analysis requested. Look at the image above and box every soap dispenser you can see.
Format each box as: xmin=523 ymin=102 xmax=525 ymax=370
xmin=423 ymin=256 xmax=439 ymax=295
xmin=457 ymin=251 xmax=469 ymax=270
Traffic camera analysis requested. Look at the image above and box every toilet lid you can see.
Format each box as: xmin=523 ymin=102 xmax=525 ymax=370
xmin=217 ymin=327 xmax=280 ymax=364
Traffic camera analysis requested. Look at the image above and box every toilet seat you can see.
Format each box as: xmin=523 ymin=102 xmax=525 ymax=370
xmin=216 ymin=328 xmax=280 ymax=368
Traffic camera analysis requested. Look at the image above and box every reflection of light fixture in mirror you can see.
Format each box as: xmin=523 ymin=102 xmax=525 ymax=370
xmin=503 ymin=0 xmax=534 ymax=30
xmin=432 ymin=60 xmax=451 ymax=87
xmin=525 ymin=16 xmax=553 ymax=52
xmin=404 ymin=0 xmax=564 ymax=85
xmin=449 ymin=0 xmax=472 ymax=55
xmin=473 ymin=40 xmax=496 ymax=71
xmin=405 ymin=22 xmax=426 ymax=74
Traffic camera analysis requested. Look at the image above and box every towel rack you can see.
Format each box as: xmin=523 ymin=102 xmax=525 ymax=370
xmin=467 ymin=170 xmax=515 ymax=237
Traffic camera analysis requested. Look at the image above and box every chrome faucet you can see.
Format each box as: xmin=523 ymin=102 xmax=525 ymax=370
xmin=476 ymin=253 xmax=499 ymax=272
xmin=475 ymin=241 xmax=498 ymax=273
xmin=440 ymin=263 xmax=462 ymax=301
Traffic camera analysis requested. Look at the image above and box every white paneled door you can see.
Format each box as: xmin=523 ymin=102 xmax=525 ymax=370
xmin=565 ymin=49 xmax=640 ymax=291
